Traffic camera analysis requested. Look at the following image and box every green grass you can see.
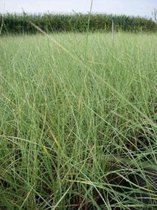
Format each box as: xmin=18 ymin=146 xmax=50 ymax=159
xmin=1 ymin=32 xmax=157 ymax=209
xmin=1 ymin=13 xmax=157 ymax=34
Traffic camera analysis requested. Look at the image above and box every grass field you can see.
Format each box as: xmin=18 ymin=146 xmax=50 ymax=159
xmin=1 ymin=32 xmax=157 ymax=209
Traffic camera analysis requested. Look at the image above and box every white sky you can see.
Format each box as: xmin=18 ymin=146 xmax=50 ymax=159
xmin=0 ymin=0 xmax=156 ymax=18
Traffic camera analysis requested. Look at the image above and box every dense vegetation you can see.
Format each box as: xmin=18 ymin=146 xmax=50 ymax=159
xmin=0 ymin=13 xmax=157 ymax=34
xmin=1 ymin=32 xmax=157 ymax=209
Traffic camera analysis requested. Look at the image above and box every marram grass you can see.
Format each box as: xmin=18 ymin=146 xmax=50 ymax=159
xmin=0 ymin=32 xmax=157 ymax=209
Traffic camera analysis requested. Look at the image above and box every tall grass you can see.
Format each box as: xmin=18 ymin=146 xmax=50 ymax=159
xmin=1 ymin=13 xmax=157 ymax=34
xmin=0 ymin=32 xmax=157 ymax=209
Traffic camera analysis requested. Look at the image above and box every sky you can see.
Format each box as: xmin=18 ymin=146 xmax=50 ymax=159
xmin=0 ymin=0 xmax=156 ymax=18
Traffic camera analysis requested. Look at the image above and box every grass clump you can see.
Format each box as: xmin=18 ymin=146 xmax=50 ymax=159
xmin=0 ymin=32 xmax=157 ymax=209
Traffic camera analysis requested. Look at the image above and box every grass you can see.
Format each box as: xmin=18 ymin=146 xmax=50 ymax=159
xmin=0 ymin=32 xmax=157 ymax=209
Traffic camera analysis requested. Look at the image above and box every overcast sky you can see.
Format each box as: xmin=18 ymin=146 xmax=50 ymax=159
xmin=0 ymin=0 xmax=156 ymax=18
